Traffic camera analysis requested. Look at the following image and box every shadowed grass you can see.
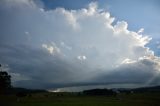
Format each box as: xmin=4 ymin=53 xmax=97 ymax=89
xmin=1 ymin=92 xmax=160 ymax=106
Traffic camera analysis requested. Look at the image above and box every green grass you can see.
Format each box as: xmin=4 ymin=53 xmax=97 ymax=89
xmin=1 ymin=92 xmax=160 ymax=106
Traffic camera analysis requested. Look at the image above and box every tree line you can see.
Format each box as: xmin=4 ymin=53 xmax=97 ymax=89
xmin=0 ymin=64 xmax=11 ymax=94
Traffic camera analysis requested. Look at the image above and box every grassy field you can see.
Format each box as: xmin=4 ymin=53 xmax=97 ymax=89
xmin=1 ymin=92 xmax=160 ymax=106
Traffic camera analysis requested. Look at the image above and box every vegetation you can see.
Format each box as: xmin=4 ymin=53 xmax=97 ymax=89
xmin=0 ymin=86 xmax=160 ymax=106
xmin=0 ymin=90 xmax=160 ymax=106
xmin=0 ymin=64 xmax=11 ymax=94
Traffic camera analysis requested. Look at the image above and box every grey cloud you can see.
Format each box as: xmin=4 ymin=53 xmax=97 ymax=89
xmin=91 ymin=58 xmax=160 ymax=86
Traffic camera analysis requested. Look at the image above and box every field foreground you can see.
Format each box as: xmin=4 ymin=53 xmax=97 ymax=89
xmin=1 ymin=92 xmax=160 ymax=106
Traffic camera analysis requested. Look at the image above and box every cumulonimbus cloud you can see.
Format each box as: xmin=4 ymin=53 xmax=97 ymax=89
xmin=0 ymin=0 xmax=160 ymax=89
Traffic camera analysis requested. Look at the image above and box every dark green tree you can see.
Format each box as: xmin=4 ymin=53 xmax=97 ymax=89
xmin=0 ymin=64 xmax=11 ymax=94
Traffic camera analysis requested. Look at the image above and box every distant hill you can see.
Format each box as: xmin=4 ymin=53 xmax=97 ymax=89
xmin=9 ymin=87 xmax=47 ymax=94
xmin=132 ymin=86 xmax=160 ymax=92
xmin=82 ymin=85 xmax=160 ymax=96
xmin=7 ymin=85 xmax=160 ymax=95
xmin=83 ymin=88 xmax=116 ymax=96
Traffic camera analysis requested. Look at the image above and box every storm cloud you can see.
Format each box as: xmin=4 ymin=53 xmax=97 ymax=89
xmin=0 ymin=0 xmax=160 ymax=89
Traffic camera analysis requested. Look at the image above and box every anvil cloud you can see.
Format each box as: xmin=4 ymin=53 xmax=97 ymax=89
xmin=0 ymin=0 xmax=160 ymax=89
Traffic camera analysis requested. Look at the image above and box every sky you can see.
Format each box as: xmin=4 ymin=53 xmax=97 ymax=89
xmin=0 ymin=0 xmax=160 ymax=89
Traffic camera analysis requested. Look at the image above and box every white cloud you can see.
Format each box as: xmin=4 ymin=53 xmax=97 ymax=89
xmin=10 ymin=72 xmax=30 ymax=82
xmin=137 ymin=28 xmax=144 ymax=34
xmin=0 ymin=64 xmax=10 ymax=72
xmin=25 ymin=31 xmax=29 ymax=35
xmin=114 ymin=21 xmax=128 ymax=33
xmin=87 ymin=2 xmax=97 ymax=15
xmin=157 ymin=45 xmax=160 ymax=49
xmin=0 ymin=0 xmax=160 ymax=88
xmin=77 ymin=55 xmax=87 ymax=61
xmin=0 ymin=0 xmax=37 ymax=8
xmin=60 ymin=42 xmax=72 ymax=50
xmin=155 ymin=41 xmax=160 ymax=49
xmin=42 ymin=43 xmax=60 ymax=55
xmin=121 ymin=58 xmax=136 ymax=64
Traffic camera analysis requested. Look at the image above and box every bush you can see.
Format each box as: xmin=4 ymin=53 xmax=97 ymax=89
xmin=0 ymin=71 xmax=11 ymax=94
